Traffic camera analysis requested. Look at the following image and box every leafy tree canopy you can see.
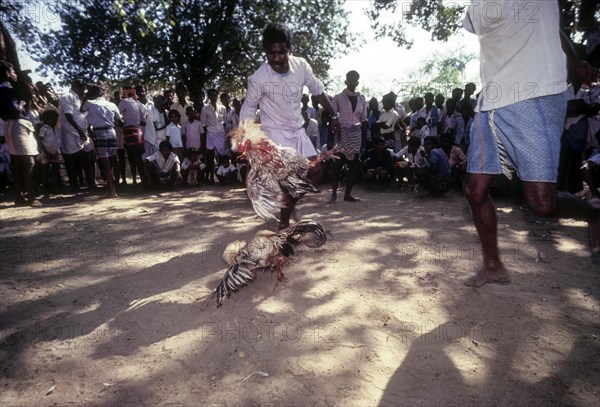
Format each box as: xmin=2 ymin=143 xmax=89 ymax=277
xmin=27 ymin=0 xmax=352 ymax=99
xmin=368 ymin=0 xmax=599 ymax=55
xmin=394 ymin=47 xmax=476 ymax=103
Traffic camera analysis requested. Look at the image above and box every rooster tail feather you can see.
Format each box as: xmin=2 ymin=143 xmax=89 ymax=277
xmin=214 ymin=264 xmax=257 ymax=307
xmin=280 ymin=176 xmax=319 ymax=199
xmin=283 ymin=220 xmax=327 ymax=248
xmin=280 ymin=241 xmax=295 ymax=257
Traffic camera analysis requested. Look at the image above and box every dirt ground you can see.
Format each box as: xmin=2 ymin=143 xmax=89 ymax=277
xmin=0 ymin=182 xmax=599 ymax=407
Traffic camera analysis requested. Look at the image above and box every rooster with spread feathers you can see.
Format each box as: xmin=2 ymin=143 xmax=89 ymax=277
xmin=229 ymin=119 xmax=330 ymax=223
xmin=213 ymin=220 xmax=326 ymax=306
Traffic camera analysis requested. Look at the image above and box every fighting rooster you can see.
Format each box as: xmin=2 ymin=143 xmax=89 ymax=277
xmin=229 ymin=120 xmax=323 ymax=221
xmin=213 ymin=220 xmax=326 ymax=307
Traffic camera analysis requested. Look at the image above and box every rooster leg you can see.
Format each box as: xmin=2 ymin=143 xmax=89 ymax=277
xmin=278 ymin=195 xmax=299 ymax=231
xmin=272 ymin=255 xmax=288 ymax=288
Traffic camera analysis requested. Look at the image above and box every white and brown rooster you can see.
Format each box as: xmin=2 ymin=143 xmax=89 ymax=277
xmin=213 ymin=220 xmax=326 ymax=307
xmin=229 ymin=119 xmax=323 ymax=221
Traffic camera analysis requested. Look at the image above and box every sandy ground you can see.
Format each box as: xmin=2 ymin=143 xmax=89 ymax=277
xmin=0 ymin=182 xmax=599 ymax=407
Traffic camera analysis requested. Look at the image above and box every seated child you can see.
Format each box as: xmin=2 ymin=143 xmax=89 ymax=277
xmin=361 ymin=138 xmax=393 ymax=188
xmin=416 ymin=136 xmax=453 ymax=195
xmin=439 ymin=132 xmax=467 ymax=184
xmin=143 ymin=140 xmax=183 ymax=187
xmin=236 ymin=154 xmax=249 ymax=184
xmin=409 ymin=117 xmax=429 ymax=146
xmin=581 ymin=132 xmax=600 ymax=198
xmin=394 ymin=136 xmax=427 ymax=187
xmin=181 ymin=148 xmax=206 ymax=186
xmin=216 ymin=157 xmax=237 ymax=186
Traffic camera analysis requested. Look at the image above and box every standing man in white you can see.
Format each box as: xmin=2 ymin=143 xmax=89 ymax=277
xmin=240 ymin=22 xmax=340 ymax=229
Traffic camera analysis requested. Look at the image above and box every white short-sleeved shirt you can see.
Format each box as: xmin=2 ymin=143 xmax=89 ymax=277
xmin=118 ymin=98 xmax=146 ymax=127
xmin=464 ymin=0 xmax=567 ymax=111
xmin=395 ymin=146 xmax=427 ymax=167
xmin=379 ymin=109 xmax=398 ymax=135
xmin=146 ymin=151 xmax=180 ymax=172
xmin=240 ymin=55 xmax=325 ymax=133
xmin=59 ymin=91 xmax=88 ymax=154
xmin=81 ymin=98 xmax=121 ymax=129
xmin=223 ymin=107 xmax=239 ymax=133
xmin=39 ymin=124 xmax=60 ymax=155
xmin=183 ymin=119 xmax=204 ymax=149
xmin=166 ymin=123 xmax=183 ymax=148
xmin=200 ymin=103 xmax=225 ymax=133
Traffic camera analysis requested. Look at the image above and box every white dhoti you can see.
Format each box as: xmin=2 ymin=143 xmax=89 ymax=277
xmin=207 ymin=131 xmax=228 ymax=155
xmin=262 ymin=126 xmax=317 ymax=157
xmin=6 ymin=119 xmax=39 ymax=156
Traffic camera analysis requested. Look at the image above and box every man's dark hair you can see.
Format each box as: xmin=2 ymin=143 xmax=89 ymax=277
xmin=71 ymin=79 xmax=86 ymax=91
xmin=0 ymin=61 xmax=14 ymax=82
xmin=407 ymin=136 xmax=421 ymax=150
xmin=439 ymin=132 xmax=453 ymax=145
xmin=262 ymin=22 xmax=292 ymax=49
xmin=40 ymin=109 xmax=59 ymax=123
xmin=159 ymin=140 xmax=173 ymax=151
xmin=86 ymin=83 xmax=104 ymax=99
xmin=346 ymin=70 xmax=360 ymax=80
xmin=382 ymin=92 xmax=396 ymax=106
xmin=424 ymin=136 xmax=438 ymax=147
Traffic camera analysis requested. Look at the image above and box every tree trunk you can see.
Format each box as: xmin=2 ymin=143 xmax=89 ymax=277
xmin=0 ymin=22 xmax=20 ymax=70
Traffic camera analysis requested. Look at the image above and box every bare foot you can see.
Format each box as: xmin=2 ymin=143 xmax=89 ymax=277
xmin=464 ymin=264 xmax=511 ymax=287
xmin=587 ymin=197 xmax=600 ymax=254
xmin=327 ymin=192 xmax=337 ymax=205
xmin=344 ymin=195 xmax=360 ymax=202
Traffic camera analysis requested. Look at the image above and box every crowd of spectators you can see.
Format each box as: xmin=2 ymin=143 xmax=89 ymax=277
xmin=1 ymin=60 xmax=599 ymax=206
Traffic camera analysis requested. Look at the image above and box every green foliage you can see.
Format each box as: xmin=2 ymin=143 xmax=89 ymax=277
xmin=393 ymin=48 xmax=476 ymax=103
xmin=368 ymin=0 xmax=597 ymax=53
xmin=0 ymin=1 xmax=37 ymax=45
xmin=368 ymin=0 xmax=465 ymax=48
xmin=27 ymin=0 xmax=352 ymax=98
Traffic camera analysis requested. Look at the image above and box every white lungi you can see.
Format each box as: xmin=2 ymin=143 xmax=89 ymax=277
xmin=262 ymin=127 xmax=317 ymax=157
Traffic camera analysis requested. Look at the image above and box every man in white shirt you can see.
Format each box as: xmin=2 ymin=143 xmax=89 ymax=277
xmin=200 ymin=88 xmax=226 ymax=184
xmin=462 ymin=0 xmax=600 ymax=287
xmin=60 ymin=80 xmax=93 ymax=192
xmin=136 ymin=84 xmax=157 ymax=159
xmin=81 ymin=83 xmax=123 ymax=198
xmin=221 ymin=92 xmax=239 ymax=134
xmin=239 ymin=22 xmax=340 ymax=229
xmin=302 ymin=111 xmax=319 ymax=147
